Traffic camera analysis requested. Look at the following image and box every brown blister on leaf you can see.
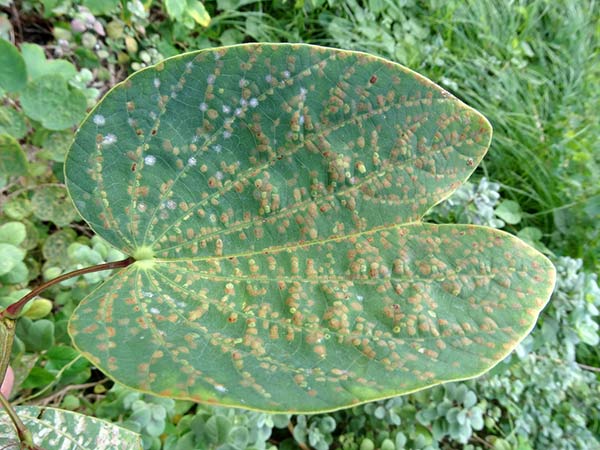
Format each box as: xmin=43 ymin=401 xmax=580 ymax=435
xmin=65 ymin=44 xmax=555 ymax=413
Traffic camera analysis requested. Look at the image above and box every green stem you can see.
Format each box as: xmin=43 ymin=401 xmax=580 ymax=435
xmin=0 ymin=257 xmax=134 ymax=320
xmin=15 ymin=355 xmax=84 ymax=405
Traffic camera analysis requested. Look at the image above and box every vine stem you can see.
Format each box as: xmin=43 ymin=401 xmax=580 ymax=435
xmin=0 ymin=257 xmax=134 ymax=320
xmin=0 ymin=257 xmax=134 ymax=450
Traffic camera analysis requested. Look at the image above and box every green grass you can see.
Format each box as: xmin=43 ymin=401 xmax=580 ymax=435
xmin=421 ymin=1 xmax=600 ymax=268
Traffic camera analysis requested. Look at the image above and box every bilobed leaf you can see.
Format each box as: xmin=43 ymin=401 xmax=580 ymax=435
xmin=65 ymin=44 xmax=555 ymax=412
xmin=0 ymin=406 xmax=142 ymax=449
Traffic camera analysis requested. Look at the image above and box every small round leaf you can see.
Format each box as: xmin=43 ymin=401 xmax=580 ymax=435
xmin=20 ymin=74 xmax=87 ymax=130
xmin=495 ymin=200 xmax=522 ymax=225
xmin=0 ymin=105 xmax=28 ymax=139
xmin=0 ymin=38 xmax=26 ymax=93
xmin=0 ymin=243 xmax=25 ymax=276
xmin=21 ymin=43 xmax=78 ymax=81
xmin=31 ymin=185 xmax=79 ymax=226
xmin=3 ymin=196 xmax=32 ymax=220
xmin=0 ymin=134 xmax=28 ymax=181
xmin=0 ymin=221 xmax=26 ymax=246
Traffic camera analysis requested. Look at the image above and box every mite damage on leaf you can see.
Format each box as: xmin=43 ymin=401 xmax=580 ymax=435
xmin=64 ymin=43 xmax=555 ymax=413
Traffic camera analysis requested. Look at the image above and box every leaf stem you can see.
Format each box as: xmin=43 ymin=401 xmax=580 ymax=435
xmin=0 ymin=317 xmax=15 ymax=382
xmin=0 ymin=257 xmax=134 ymax=320
xmin=0 ymin=392 xmax=36 ymax=449
xmin=287 ymin=421 xmax=310 ymax=450
xmin=0 ymin=258 xmax=133 ymax=450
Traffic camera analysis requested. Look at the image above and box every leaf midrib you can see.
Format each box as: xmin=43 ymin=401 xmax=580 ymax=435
xmin=144 ymin=96 xmax=450 ymax=253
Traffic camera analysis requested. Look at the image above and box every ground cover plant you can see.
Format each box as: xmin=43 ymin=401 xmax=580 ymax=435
xmin=0 ymin=1 xmax=598 ymax=449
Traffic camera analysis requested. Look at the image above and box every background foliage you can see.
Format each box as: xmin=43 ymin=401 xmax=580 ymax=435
xmin=0 ymin=0 xmax=598 ymax=448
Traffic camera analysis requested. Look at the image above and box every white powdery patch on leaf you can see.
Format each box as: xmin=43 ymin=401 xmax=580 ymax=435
xmin=144 ymin=155 xmax=156 ymax=166
xmin=101 ymin=134 xmax=117 ymax=146
xmin=93 ymin=114 xmax=106 ymax=126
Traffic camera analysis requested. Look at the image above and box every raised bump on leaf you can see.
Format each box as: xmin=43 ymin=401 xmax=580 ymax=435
xmin=65 ymin=44 xmax=555 ymax=413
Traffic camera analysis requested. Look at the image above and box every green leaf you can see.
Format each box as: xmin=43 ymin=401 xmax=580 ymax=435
xmin=21 ymin=366 xmax=56 ymax=389
xmin=21 ymin=298 xmax=53 ymax=320
xmin=16 ymin=318 xmax=55 ymax=352
xmin=31 ymin=185 xmax=79 ymax=226
xmin=0 ymin=243 xmax=25 ymax=276
xmin=21 ymin=43 xmax=78 ymax=81
xmin=2 ymin=196 xmax=32 ymax=220
xmin=36 ymin=129 xmax=74 ymax=162
xmin=165 ymin=0 xmax=186 ymax=20
xmin=65 ymin=44 xmax=555 ymax=412
xmin=0 ymin=221 xmax=26 ymax=245
xmin=45 ymin=345 xmax=92 ymax=385
xmin=495 ymin=200 xmax=522 ymax=225
xmin=0 ymin=105 xmax=28 ymax=139
xmin=0 ymin=134 xmax=29 ymax=182
xmin=82 ymin=0 xmax=121 ymax=14
xmin=0 ymin=260 xmax=28 ymax=284
xmin=20 ymin=74 xmax=87 ymax=130
xmin=0 ymin=406 xmax=142 ymax=449
xmin=187 ymin=0 xmax=211 ymax=27
xmin=0 ymin=38 xmax=26 ymax=93
xmin=43 ymin=228 xmax=78 ymax=264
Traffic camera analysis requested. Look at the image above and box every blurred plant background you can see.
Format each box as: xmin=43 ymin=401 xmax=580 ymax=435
xmin=0 ymin=0 xmax=598 ymax=448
